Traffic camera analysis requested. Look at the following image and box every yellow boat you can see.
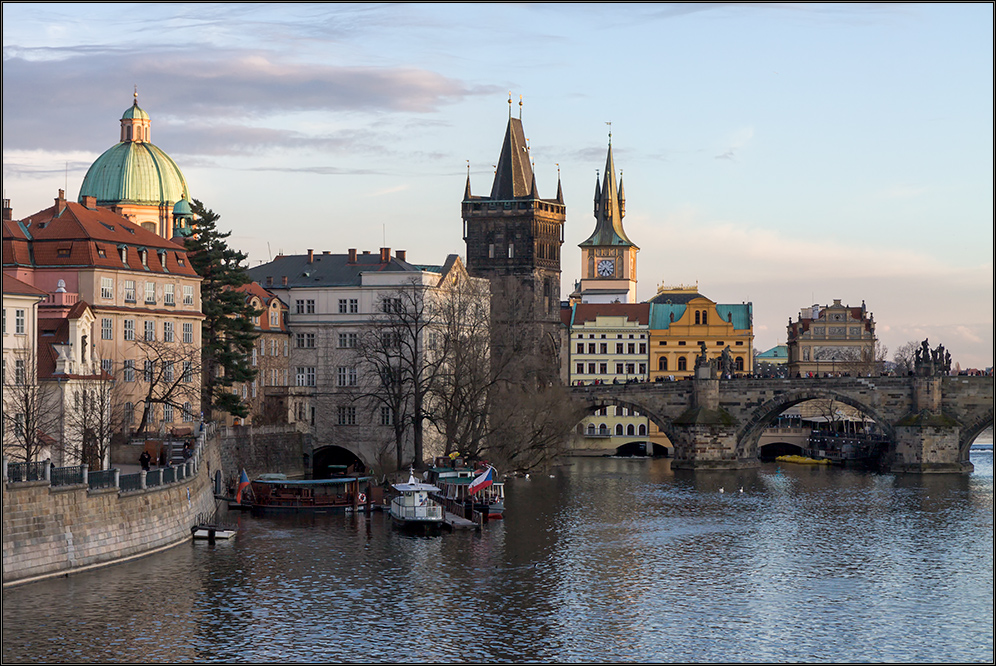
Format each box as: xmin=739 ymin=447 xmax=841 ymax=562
xmin=776 ymin=454 xmax=830 ymax=465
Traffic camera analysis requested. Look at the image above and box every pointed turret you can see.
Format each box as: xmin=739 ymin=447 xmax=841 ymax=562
xmin=556 ymin=173 xmax=564 ymax=205
xmin=618 ymin=173 xmax=626 ymax=219
xmin=529 ymin=170 xmax=538 ymax=198
xmin=489 ymin=117 xmax=535 ymax=200
xmin=464 ymin=170 xmax=473 ymax=201
xmin=581 ymin=140 xmax=634 ymax=247
xmin=593 ymin=174 xmax=601 ymax=216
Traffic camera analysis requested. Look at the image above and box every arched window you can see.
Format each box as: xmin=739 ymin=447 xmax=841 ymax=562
xmin=615 ymin=424 xmax=624 ymax=435
xmin=694 ymin=311 xmax=700 ymax=325
xmin=658 ymin=356 xmax=668 ymax=371
xmin=598 ymin=424 xmax=609 ymax=436
xmin=678 ymin=356 xmax=687 ymax=371
xmin=736 ymin=356 xmax=744 ymax=371
xmin=126 ymin=126 xmax=132 ymax=141
xmin=638 ymin=424 xmax=647 ymax=436
xmin=586 ymin=423 xmax=596 ymax=435
xmin=626 ymin=424 xmax=635 ymax=436
xmin=702 ymin=310 xmax=708 ymax=325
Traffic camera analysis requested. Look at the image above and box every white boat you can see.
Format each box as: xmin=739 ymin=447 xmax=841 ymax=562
xmin=390 ymin=468 xmax=444 ymax=533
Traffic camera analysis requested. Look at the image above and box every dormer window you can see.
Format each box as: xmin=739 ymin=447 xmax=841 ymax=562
xmin=120 ymin=247 xmax=128 ymax=263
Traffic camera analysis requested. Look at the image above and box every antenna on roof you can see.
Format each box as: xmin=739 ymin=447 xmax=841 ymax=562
xmin=383 ymin=223 xmax=386 ymax=246
xmin=268 ymin=242 xmax=272 ymax=262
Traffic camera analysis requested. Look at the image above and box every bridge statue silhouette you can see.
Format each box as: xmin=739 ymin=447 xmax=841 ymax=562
xmin=570 ymin=372 xmax=993 ymax=473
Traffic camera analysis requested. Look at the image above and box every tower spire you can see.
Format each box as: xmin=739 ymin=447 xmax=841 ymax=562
xmin=581 ymin=133 xmax=634 ymax=247
xmin=464 ymin=160 xmax=472 ymax=200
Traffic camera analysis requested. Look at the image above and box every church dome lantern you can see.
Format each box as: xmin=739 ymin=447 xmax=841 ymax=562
xmin=78 ymin=92 xmax=190 ymax=238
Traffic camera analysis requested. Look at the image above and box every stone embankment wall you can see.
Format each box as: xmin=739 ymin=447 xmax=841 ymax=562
xmin=2 ymin=428 xmax=224 ymax=587
xmin=215 ymin=424 xmax=309 ymax=484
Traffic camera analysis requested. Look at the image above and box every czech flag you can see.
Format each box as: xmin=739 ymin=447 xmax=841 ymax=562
xmin=468 ymin=466 xmax=494 ymax=496
xmin=235 ymin=469 xmax=251 ymax=504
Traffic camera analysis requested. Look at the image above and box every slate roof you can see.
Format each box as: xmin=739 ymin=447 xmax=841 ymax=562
xmin=248 ymin=251 xmax=420 ymax=289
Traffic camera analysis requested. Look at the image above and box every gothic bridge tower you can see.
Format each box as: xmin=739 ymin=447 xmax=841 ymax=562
xmin=462 ymin=101 xmax=567 ymax=375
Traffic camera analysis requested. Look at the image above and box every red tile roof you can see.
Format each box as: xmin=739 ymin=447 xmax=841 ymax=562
xmin=571 ymin=302 xmax=650 ymax=325
xmin=7 ymin=201 xmax=198 ymax=277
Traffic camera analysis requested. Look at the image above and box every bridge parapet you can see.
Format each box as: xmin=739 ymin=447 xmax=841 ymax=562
xmin=569 ymin=375 xmax=993 ymax=473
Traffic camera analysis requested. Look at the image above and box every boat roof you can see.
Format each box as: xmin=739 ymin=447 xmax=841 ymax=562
xmin=393 ymin=469 xmax=440 ymax=493
xmin=252 ymin=477 xmax=371 ymax=486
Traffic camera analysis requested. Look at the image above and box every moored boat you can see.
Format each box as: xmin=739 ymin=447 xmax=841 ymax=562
xmin=428 ymin=457 xmax=505 ymax=520
xmin=390 ymin=469 xmax=444 ymax=534
xmin=249 ymin=475 xmax=374 ymax=515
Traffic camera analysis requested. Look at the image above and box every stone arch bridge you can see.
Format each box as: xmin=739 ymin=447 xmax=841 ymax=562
xmin=570 ymin=375 xmax=993 ymax=473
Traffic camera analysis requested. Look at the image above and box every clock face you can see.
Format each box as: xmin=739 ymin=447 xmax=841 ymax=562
xmin=597 ymin=259 xmax=615 ymax=277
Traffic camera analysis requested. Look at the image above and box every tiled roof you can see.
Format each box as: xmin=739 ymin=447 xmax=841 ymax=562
xmin=571 ymin=302 xmax=650 ymax=326
xmin=2 ymin=273 xmax=48 ymax=297
xmin=5 ymin=201 xmax=198 ymax=277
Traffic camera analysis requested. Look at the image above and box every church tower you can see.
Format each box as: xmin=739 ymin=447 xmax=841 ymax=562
xmin=577 ymin=133 xmax=638 ymax=303
xmin=462 ymin=100 xmax=566 ymax=321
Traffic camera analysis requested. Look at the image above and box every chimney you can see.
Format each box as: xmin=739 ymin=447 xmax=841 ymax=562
xmin=281 ymin=276 xmax=288 ymax=286
xmin=82 ymin=195 xmax=97 ymax=210
xmin=55 ymin=189 xmax=67 ymax=215
xmin=380 ymin=247 xmax=390 ymax=262
xmin=307 ymin=249 xmax=314 ymax=263
xmin=322 ymin=250 xmax=330 ymax=255
xmin=396 ymin=249 xmax=406 ymax=262
xmin=348 ymin=248 xmax=357 ymax=264
xmin=2 ymin=199 xmax=11 ymax=222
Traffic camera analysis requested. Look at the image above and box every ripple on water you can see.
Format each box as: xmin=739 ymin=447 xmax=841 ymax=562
xmin=2 ymin=453 xmax=992 ymax=663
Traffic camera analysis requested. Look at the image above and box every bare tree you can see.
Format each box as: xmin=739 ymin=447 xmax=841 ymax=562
xmin=129 ymin=337 xmax=202 ymax=437
xmin=892 ymin=339 xmax=919 ymax=376
xmin=62 ymin=375 xmax=122 ymax=470
xmin=2 ymin=348 xmax=61 ymax=463
xmin=485 ymin=382 xmax=586 ymax=473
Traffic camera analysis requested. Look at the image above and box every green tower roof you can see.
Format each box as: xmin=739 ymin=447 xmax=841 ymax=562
xmin=79 ymin=141 xmax=189 ymax=208
xmin=121 ymin=100 xmax=150 ymax=121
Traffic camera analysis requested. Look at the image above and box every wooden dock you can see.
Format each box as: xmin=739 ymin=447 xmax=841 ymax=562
xmin=443 ymin=510 xmax=477 ymax=531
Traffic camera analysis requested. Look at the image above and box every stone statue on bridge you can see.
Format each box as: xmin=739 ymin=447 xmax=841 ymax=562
xmin=720 ymin=346 xmax=735 ymax=378
xmin=914 ymin=338 xmax=951 ymax=377
xmin=695 ymin=341 xmax=709 ymax=371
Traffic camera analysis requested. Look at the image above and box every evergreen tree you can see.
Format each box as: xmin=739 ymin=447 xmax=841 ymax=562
xmin=186 ymin=200 xmax=260 ymax=419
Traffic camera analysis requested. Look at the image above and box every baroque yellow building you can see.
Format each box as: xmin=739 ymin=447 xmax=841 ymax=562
xmin=648 ymin=284 xmax=754 ymax=380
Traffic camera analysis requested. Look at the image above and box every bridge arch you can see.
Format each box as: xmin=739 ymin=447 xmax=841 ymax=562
xmin=738 ymin=387 xmax=896 ymax=459
xmin=576 ymin=396 xmax=679 ymax=449
xmin=312 ymin=445 xmax=367 ymax=479
xmin=959 ymin=409 xmax=995 ymax=460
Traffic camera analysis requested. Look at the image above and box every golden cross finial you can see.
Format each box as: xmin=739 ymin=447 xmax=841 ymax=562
xmin=519 ymin=94 xmax=523 ymax=120
xmin=508 ymin=92 xmax=512 ymax=118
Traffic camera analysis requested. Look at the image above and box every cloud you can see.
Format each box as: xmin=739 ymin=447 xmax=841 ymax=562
xmin=714 ymin=127 xmax=754 ymax=161
xmin=2 ymin=47 xmax=493 ymax=154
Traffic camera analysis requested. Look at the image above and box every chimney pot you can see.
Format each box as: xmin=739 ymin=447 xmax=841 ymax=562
xmin=348 ymin=248 xmax=357 ymax=263
xmin=396 ymin=249 xmax=406 ymax=262
xmin=307 ymin=249 xmax=314 ymax=263
xmin=380 ymin=247 xmax=390 ymax=262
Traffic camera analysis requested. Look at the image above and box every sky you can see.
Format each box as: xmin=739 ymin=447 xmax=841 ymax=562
xmin=3 ymin=3 xmax=993 ymax=368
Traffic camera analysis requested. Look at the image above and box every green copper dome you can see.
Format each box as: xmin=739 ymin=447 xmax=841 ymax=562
xmin=78 ymin=141 xmax=189 ymax=208
xmin=121 ymin=101 xmax=150 ymax=121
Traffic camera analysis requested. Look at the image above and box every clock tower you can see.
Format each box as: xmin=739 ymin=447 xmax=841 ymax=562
xmin=577 ymin=135 xmax=638 ymax=303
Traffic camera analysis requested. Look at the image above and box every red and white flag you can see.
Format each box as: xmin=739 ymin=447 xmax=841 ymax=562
xmin=468 ymin=467 xmax=494 ymax=495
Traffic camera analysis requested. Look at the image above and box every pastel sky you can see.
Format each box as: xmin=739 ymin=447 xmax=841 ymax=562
xmin=3 ymin=3 xmax=993 ymax=368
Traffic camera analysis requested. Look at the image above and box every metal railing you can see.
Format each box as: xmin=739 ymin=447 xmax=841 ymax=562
xmin=6 ymin=460 xmax=48 ymax=482
xmin=118 ymin=473 xmax=143 ymax=493
xmin=88 ymin=469 xmax=117 ymax=491
xmin=51 ymin=465 xmax=85 ymax=487
xmin=145 ymin=469 xmax=163 ymax=488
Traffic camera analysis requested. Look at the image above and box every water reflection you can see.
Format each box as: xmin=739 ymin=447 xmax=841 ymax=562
xmin=3 ymin=452 xmax=992 ymax=663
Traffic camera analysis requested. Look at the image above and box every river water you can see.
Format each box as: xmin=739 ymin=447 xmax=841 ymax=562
xmin=3 ymin=448 xmax=993 ymax=663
